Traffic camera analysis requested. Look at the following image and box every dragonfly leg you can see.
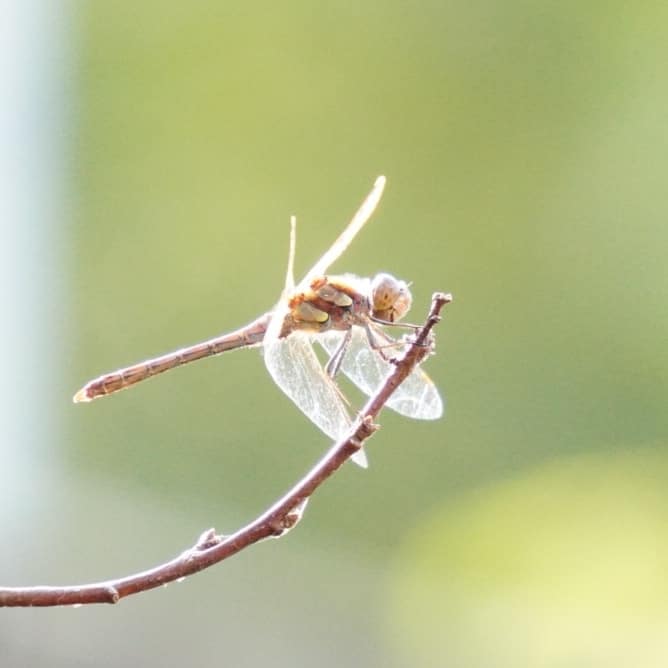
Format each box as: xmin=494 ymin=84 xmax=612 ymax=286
xmin=370 ymin=314 xmax=421 ymax=331
xmin=360 ymin=321 xmax=401 ymax=363
xmin=325 ymin=327 xmax=352 ymax=378
xmin=368 ymin=316 xmax=433 ymax=356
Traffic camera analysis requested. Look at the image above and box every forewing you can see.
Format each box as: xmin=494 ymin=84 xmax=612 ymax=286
xmin=301 ymin=176 xmax=386 ymax=287
xmin=318 ymin=326 xmax=443 ymax=420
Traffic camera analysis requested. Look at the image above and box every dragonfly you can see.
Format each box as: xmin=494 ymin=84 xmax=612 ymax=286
xmin=74 ymin=176 xmax=444 ymax=467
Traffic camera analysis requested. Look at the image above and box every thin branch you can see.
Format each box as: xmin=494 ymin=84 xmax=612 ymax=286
xmin=0 ymin=292 xmax=452 ymax=608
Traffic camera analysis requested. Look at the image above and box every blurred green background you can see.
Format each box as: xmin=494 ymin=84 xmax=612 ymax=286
xmin=3 ymin=1 xmax=668 ymax=666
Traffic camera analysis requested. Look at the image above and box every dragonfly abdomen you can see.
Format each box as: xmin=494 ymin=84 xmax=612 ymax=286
xmin=73 ymin=313 xmax=270 ymax=402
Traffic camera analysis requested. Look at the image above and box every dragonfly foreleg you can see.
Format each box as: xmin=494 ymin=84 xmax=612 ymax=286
xmin=369 ymin=314 xmax=420 ymax=331
xmin=362 ymin=321 xmax=403 ymax=364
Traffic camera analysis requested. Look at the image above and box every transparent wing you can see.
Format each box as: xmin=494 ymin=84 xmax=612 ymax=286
xmin=318 ymin=326 xmax=443 ymax=420
xmin=300 ymin=176 xmax=386 ymax=288
xmin=264 ymin=328 xmax=352 ymax=441
xmin=263 ymin=306 xmax=368 ymax=467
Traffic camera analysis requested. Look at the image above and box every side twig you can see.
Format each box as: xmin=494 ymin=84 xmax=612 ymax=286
xmin=0 ymin=292 xmax=452 ymax=608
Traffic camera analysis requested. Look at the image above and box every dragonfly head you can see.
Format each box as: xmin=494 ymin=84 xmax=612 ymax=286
xmin=370 ymin=272 xmax=413 ymax=323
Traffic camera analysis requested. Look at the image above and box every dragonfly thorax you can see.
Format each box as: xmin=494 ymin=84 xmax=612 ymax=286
xmin=283 ymin=275 xmax=372 ymax=336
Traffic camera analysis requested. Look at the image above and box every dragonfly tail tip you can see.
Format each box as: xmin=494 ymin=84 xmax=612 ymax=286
xmin=72 ymin=387 xmax=92 ymax=403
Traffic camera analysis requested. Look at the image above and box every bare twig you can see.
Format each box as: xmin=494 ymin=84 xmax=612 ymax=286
xmin=0 ymin=293 xmax=452 ymax=608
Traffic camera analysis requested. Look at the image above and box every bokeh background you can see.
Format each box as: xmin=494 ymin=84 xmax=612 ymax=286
xmin=3 ymin=2 xmax=668 ymax=666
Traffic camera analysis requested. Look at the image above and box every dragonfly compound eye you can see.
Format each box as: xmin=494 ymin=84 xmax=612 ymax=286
xmin=370 ymin=273 xmax=413 ymax=322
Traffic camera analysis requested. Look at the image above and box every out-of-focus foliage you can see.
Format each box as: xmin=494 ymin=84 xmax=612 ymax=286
xmin=4 ymin=1 xmax=668 ymax=666
xmin=388 ymin=449 xmax=668 ymax=667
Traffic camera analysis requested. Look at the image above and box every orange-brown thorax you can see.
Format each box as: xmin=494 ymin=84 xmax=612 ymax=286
xmin=282 ymin=276 xmax=370 ymax=337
